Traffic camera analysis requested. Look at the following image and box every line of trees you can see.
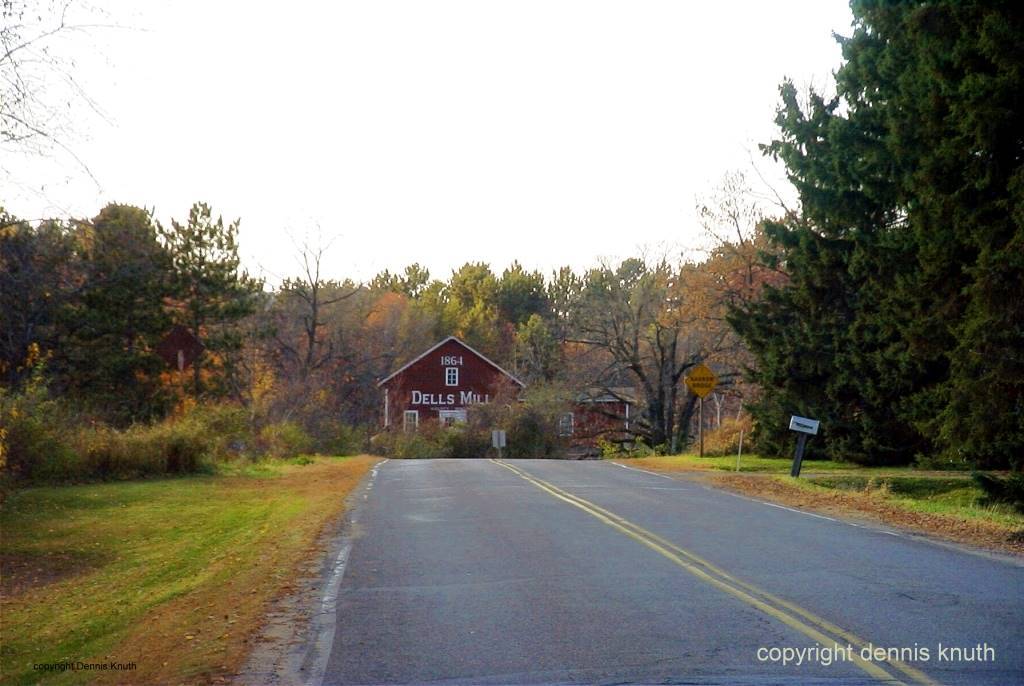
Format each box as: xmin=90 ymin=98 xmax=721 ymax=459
xmin=1 ymin=194 xmax=767 ymax=459
xmin=728 ymin=0 xmax=1023 ymax=470
xmin=1 ymin=203 xmax=262 ymax=424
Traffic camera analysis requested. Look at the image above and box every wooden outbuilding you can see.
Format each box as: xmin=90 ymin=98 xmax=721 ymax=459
xmin=559 ymin=387 xmax=635 ymax=454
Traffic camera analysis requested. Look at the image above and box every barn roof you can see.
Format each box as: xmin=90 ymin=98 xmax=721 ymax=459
xmin=377 ymin=336 xmax=526 ymax=388
xmin=576 ymin=387 xmax=636 ymax=404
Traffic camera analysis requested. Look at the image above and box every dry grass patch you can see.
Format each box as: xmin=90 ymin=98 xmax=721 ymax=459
xmin=0 ymin=455 xmax=379 ymax=685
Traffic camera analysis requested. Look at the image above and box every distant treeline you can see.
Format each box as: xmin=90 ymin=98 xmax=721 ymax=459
xmin=0 ymin=194 xmax=763 ymax=476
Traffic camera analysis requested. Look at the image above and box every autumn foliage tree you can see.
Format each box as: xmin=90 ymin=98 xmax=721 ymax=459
xmin=573 ymin=257 xmax=745 ymax=452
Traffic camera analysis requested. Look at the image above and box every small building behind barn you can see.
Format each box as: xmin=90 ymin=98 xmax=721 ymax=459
xmin=559 ymin=387 xmax=635 ymax=455
xmin=378 ymin=337 xmax=524 ymax=431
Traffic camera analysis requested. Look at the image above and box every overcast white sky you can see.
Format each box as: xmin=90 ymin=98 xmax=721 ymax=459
xmin=4 ymin=0 xmax=853 ymax=284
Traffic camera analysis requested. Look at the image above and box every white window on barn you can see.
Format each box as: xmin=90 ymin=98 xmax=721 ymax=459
xmin=403 ymin=410 xmax=419 ymax=433
xmin=445 ymin=367 xmax=459 ymax=386
xmin=558 ymin=412 xmax=574 ymax=437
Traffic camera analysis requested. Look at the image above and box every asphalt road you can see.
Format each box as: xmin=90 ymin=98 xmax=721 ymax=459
xmin=321 ymin=459 xmax=1024 ymax=685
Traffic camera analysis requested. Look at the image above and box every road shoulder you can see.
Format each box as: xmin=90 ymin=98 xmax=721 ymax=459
xmin=616 ymin=461 xmax=1024 ymax=558
xmin=232 ymin=458 xmax=386 ymax=686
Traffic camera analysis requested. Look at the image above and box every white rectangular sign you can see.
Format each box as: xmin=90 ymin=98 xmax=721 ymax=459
xmin=491 ymin=430 xmax=507 ymax=449
xmin=789 ymin=416 xmax=820 ymax=435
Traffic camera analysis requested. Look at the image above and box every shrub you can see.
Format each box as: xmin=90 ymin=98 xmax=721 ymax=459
xmin=258 ymin=421 xmax=315 ymax=459
xmin=442 ymin=424 xmax=492 ymax=458
xmin=370 ymin=416 xmax=571 ymax=459
xmin=913 ymin=452 xmax=972 ymax=471
xmin=972 ymin=472 xmax=1024 ymax=514
xmin=76 ymin=425 xmax=136 ymax=478
xmin=153 ymin=421 xmax=210 ymax=473
xmin=71 ymin=403 xmax=245 ymax=481
xmin=595 ymin=437 xmax=619 ymax=458
xmin=701 ymin=415 xmax=753 ymax=456
xmin=74 ymin=419 xmax=211 ymax=479
xmin=603 ymin=440 xmax=658 ymax=458
xmin=0 ymin=381 xmax=78 ymax=481
xmin=370 ymin=424 xmax=450 ymax=458
xmin=466 ymin=385 xmax=572 ymax=458
xmin=505 ymin=406 xmax=567 ymax=458
xmin=317 ymin=420 xmax=364 ymax=456
xmin=1 ymin=389 xmax=333 ymax=483
xmin=180 ymin=403 xmax=251 ymax=460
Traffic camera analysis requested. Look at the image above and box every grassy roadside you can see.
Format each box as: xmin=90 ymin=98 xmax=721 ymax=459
xmin=0 ymin=455 xmax=379 ymax=685
xmin=617 ymin=454 xmax=1024 ymax=554
xmin=616 ymin=453 xmax=856 ymax=473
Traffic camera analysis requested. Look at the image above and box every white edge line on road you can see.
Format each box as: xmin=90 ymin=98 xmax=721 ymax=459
xmin=700 ymin=482 xmax=912 ymax=537
xmin=708 ymin=479 xmax=1024 ymax=564
xmin=613 ymin=461 xmax=676 ymax=480
xmin=306 ymin=458 xmax=388 ymax=686
xmin=319 ymin=542 xmax=352 ymax=614
xmin=760 ymin=500 xmax=839 ymax=522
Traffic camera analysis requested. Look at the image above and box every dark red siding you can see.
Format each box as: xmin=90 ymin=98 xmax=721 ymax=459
xmin=570 ymin=401 xmax=631 ymax=445
xmin=380 ymin=338 xmax=523 ymax=428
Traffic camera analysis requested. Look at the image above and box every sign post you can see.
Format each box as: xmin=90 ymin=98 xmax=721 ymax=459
xmin=491 ymin=429 xmax=507 ymax=459
xmin=788 ymin=415 xmax=820 ymax=477
xmin=685 ymin=364 xmax=718 ymax=458
xmin=736 ymin=428 xmax=744 ymax=472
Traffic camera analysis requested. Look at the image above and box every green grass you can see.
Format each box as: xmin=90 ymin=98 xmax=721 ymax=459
xmin=617 ymin=452 xmax=861 ymax=473
xmin=615 ymin=451 xmax=988 ymax=477
xmin=808 ymin=475 xmax=968 ymax=496
xmin=1 ymin=455 xmax=378 ymax=685
xmin=796 ymin=475 xmax=1024 ymax=529
xmin=616 ymin=453 xmax=1024 ymax=543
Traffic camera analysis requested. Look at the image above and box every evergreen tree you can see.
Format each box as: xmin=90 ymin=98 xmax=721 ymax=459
xmin=515 ymin=314 xmax=561 ymax=383
xmin=58 ymin=204 xmax=173 ymax=423
xmin=732 ymin=1 xmax=1023 ymax=467
xmin=497 ymin=262 xmax=550 ymax=326
xmin=369 ymin=263 xmax=431 ymax=299
xmin=442 ymin=263 xmax=502 ymax=354
xmin=0 ymin=212 xmax=78 ymax=388
xmin=160 ymin=202 xmax=263 ymax=397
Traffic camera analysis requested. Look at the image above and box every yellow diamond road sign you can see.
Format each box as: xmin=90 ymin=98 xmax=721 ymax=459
xmin=685 ymin=364 xmax=718 ymax=398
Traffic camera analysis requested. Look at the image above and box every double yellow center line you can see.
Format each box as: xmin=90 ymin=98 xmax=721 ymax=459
xmin=490 ymin=459 xmax=939 ymax=686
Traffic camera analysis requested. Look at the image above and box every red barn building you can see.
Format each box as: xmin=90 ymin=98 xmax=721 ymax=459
xmin=378 ymin=337 xmax=524 ymax=431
